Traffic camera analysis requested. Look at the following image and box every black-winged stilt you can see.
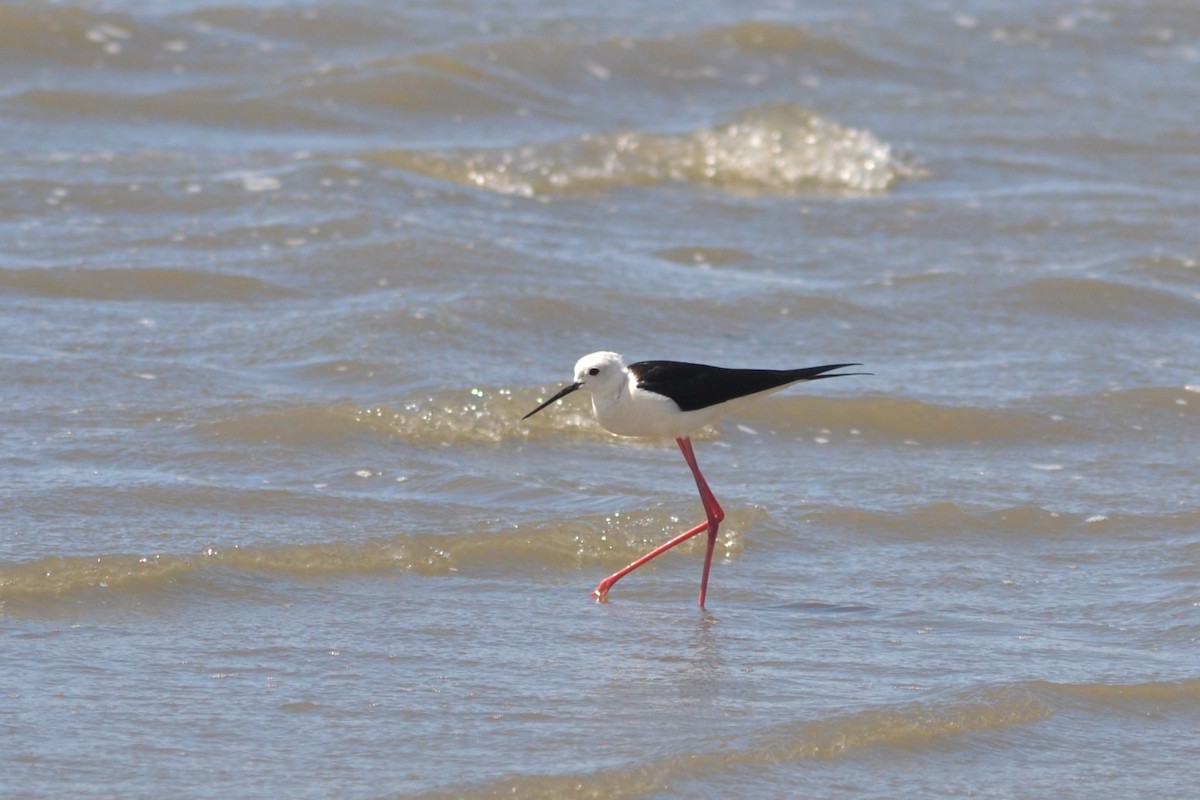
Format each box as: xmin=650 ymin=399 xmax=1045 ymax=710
xmin=523 ymin=351 xmax=866 ymax=608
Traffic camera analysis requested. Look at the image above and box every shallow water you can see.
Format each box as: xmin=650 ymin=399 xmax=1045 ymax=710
xmin=2 ymin=1 xmax=1199 ymax=797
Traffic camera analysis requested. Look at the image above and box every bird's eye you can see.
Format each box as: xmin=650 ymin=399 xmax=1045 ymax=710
xmin=588 ymin=367 xmax=600 ymax=376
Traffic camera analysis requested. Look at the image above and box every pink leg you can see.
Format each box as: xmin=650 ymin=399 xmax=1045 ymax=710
xmin=678 ymin=436 xmax=725 ymax=608
xmin=591 ymin=518 xmax=712 ymax=601
xmin=593 ymin=436 xmax=725 ymax=608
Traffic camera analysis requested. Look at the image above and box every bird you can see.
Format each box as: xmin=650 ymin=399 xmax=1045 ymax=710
xmin=522 ymin=351 xmax=866 ymax=608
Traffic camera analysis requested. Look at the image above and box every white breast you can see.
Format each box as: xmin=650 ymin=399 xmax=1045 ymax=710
xmin=591 ymin=380 xmax=735 ymax=439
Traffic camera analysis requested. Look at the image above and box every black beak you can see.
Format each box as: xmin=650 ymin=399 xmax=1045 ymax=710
xmin=522 ymin=382 xmax=581 ymax=420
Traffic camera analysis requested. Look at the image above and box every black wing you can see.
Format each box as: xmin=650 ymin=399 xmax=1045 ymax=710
xmin=628 ymin=360 xmax=864 ymax=412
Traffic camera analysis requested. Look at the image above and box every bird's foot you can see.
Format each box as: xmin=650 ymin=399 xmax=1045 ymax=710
xmin=592 ymin=580 xmax=614 ymax=602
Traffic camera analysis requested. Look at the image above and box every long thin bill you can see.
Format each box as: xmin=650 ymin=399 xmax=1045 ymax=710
xmin=522 ymin=382 xmax=581 ymax=420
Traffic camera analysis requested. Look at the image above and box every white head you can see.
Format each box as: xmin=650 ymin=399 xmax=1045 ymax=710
xmin=571 ymin=351 xmax=627 ymax=393
xmin=523 ymin=351 xmax=628 ymax=420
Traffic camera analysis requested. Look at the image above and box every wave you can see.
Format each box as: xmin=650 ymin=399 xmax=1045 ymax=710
xmin=373 ymin=104 xmax=923 ymax=196
xmin=808 ymin=503 xmax=1200 ymax=539
xmin=1125 ymin=253 xmax=1200 ymax=284
xmin=3 ymin=10 xmax=924 ymax=197
xmin=194 ymin=392 xmax=532 ymax=448
xmin=0 ymin=508 xmax=748 ymax=603
xmin=195 ymin=381 xmax=775 ymax=450
xmin=198 ymin=403 xmax=380 ymax=448
xmin=195 ymin=383 xmax=1190 ymax=455
xmin=0 ymin=266 xmax=294 ymax=302
xmin=1009 ymin=277 xmax=1200 ymax=322
xmin=289 ymin=18 xmax=896 ymax=121
xmin=1087 ymin=385 xmax=1200 ymax=419
xmin=6 ymin=498 xmax=1192 ymax=603
xmin=0 ymin=3 xmax=409 ymax=73
xmin=12 ymin=86 xmax=345 ymax=131
xmin=754 ymin=387 xmax=1200 ymax=445
xmin=0 ymin=4 xmax=126 ymax=69
xmin=413 ymin=678 xmax=1200 ymax=798
xmin=2 ymin=8 xmax=909 ymax=137
xmin=693 ymin=19 xmax=888 ymax=69
xmin=745 ymin=394 xmax=1082 ymax=445
xmin=0 ymin=6 xmax=886 ymax=77
xmin=1049 ymin=679 xmax=1200 ymax=710
xmin=414 ymin=683 xmax=1053 ymax=799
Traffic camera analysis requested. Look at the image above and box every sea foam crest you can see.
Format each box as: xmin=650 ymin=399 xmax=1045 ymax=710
xmin=385 ymin=104 xmax=924 ymax=197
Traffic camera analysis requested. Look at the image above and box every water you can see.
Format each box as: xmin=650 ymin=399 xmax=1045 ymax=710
xmin=2 ymin=0 xmax=1199 ymax=797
